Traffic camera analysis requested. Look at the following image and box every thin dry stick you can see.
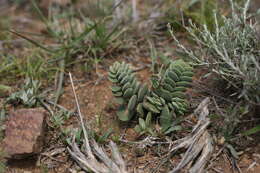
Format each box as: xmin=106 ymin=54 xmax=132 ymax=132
xmin=69 ymin=72 xmax=94 ymax=159
xmin=132 ymin=0 xmax=139 ymax=22
xmin=54 ymin=59 xmax=65 ymax=109
xmin=114 ymin=0 xmax=123 ymax=20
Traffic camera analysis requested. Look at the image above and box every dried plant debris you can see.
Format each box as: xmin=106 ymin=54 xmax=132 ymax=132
xmin=168 ymin=98 xmax=213 ymax=173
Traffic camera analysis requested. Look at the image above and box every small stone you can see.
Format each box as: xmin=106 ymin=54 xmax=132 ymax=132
xmin=74 ymin=165 xmax=81 ymax=171
xmin=218 ymin=136 xmax=225 ymax=145
xmin=70 ymin=170 xmax=77 ymax=173
xmin=2 ymin=108 xmax=48 ymax=159
xmin=23 ymin=171 xmax=32 ymax=173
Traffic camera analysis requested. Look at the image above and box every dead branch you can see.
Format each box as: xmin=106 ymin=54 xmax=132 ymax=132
xmin=168 ymin=97 xmax=213 ymax=173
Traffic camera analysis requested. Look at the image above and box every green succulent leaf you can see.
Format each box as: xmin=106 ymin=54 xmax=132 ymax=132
xmin=171 ymin=67 xmax=182 ymax=76
xmin=113 ymin=91 xmax=123 ymax=97
xmin=176 ymin=81 xmax=191 ymax=87
xmin=128 ymin=95 xmax=137 ymax=111
xmin=136 ymin=103 xmax=145 ymax=117
xmin=137 ymin=84 xmax=148 ymax=102
xmin=123 ymin=88 xmax=134 ymax=98
xmin=172 ymin=86 xmax=187 ymax=92
xmin=180 ymin=76 xmax=193 ymax=82
xmin=168 ymin=71 xmax=180 ymax=82
xmin=108 ymin=72 xmax=117 ymax=78
xmin=118 ymin=73 xmax=126 ymax=81
xmin=133 ymin=82 xmax=141 ymax=94
xmin=154 ymin=87 xmax=172 ymax=101
xmin=145 ymin=112 xmax=152 ymax=126
xmin=114 ymin=97 xmax=125 ymax=104
xmin=122 ymin=82 xmax=131 ymax=92
xmin=138 ymin=118 xmax=146 ymax=130
xmin=171 ymin=91 xmax=186 ymax=99
xmin=143 ymin=101 xmax=160 ymax=114
xmin=134 ymin=125 xmax=142 ymax=133
xmin=116 ymin=105 xmax=134 ymax=121
xmin=150 ymin=75 xmax=161 ymax=88
xmin=164 ymin=77 xmax=176 ymax=87
xmin=163 ymin=83 xmax=175 ymax=92
xmin=108 ymin=77 xmax=118 ymax=83
xmin=110 ymin=85 xmax=121 ymax=92
xmin=164 ymin=125 xmax=182 ymax=135
xmin=160 ymin=106 xmax=173 ymax=130
xmin=182 ymin=71 xmax=194 ymax=77
xmin=120 ymin=76 xmax=130 ymax=84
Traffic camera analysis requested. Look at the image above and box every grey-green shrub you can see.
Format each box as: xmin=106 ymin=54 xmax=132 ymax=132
xmin=170 ymin=0 xmax=260 ymax=103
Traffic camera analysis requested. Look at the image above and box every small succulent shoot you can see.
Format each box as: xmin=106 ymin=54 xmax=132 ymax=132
xmin=108 ymin=61 xmax=146 ymax=121
xmin=134 ymin=112 xmax=156 ymax=136
xmin=108 ymin=59 xmax=194 ymax=133
xmin=6 ymin=78 xmax=41 ymax=107
xmin=116 ymin=105 xmax=134 ymax=121
xmin=145 ymin=59 xmax=193 ymax=116
xmin=136 ymin=103 xmax=145 ymax=118
xmin=150 ymin=74 xmax=161 ymax=89
xmin=160 ymin=105 xmax=173 ymax=132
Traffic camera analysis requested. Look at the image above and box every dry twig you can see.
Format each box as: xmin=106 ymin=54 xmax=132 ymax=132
xmin=67 ymin=72 xmax=128 ymax=173
xmin=168 ymin=97 xmax=213 ymax=173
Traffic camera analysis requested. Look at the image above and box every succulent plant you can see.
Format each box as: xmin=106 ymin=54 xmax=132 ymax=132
xmin=108 ymin=62 xmax=147 ymax=121
xmin=134 ymin=112 xmax=156 ymax=136
xmin=108 ymin=60 xmax=194 ymax=133
xmin=143 ymin=59 xmax=193 ymax=114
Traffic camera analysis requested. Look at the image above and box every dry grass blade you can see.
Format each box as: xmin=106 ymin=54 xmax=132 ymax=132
xmin=110 ymin=141 xmax=127 ymax=171
xmin=189 ymin=132 xmax=213 ymax=173
xmin=67 ymin=72 xmax=128 ymax=173
xmin=54 ymin=59 xmax=65 ymax=109
xmin=8 ymin=29 xmax=55 ymax=53
xmin=168 ymin=97 xmax=213 ymax=173
xmin=68 ymin=72 xmax=93 ymax=159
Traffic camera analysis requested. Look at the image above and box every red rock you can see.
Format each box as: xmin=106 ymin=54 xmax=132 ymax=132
xmin=2 ymin=108 xmax=47 ymax=159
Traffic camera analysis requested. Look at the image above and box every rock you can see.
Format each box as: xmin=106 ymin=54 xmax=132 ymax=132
xmin=69 ymin=169 xmax=77 ymax=173
xmin=2 ymin=108 xmax=48 ymax=159
xmin=23 ymin=171 xmax=32 ymax=173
